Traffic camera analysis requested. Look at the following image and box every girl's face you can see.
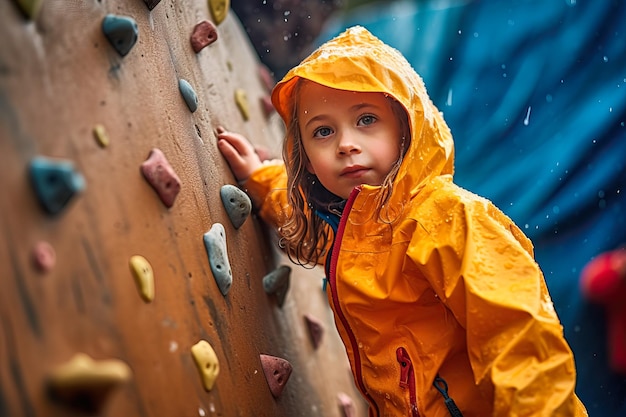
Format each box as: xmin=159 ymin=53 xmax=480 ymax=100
xmin=297 ymin=81 xmax=403 ymax=200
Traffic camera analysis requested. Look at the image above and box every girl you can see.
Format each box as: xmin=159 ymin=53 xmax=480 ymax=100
xmin=217 ymin=26 xmax=587 ymax=417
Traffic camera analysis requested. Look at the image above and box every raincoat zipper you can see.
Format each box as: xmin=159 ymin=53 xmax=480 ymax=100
xmin=327 ymin=187 xmax=380 ymax=415
xmin=396 ymin=347 xmax=420 ymax=417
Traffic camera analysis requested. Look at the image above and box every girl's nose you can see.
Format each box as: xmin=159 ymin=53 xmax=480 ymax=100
xmin=336 ymin=132 xmax=361 ymax=155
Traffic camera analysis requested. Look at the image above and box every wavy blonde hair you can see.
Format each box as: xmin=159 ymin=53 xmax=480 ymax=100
xmin=278 ymin=79 xmax=410 ymax=267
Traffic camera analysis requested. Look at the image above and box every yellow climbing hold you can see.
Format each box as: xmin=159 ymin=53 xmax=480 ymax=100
xmin=93 ymin=124 xmax=110 ymax=148
xmin=129 ymin=255 xmax=155 ymax=303
xmin=191 ymin=340 xmax=220 ymax=391
xmin=208 ymin=0 xmax=229 ymax=25
xmin=234 ymin=88 xmax=250 ymax=121
xmin=48 ymin=353 xmax=132 ymax=396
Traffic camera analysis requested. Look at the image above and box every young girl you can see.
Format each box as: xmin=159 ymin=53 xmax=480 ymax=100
xmin=217 ymin=26 xmax=587 ymax=417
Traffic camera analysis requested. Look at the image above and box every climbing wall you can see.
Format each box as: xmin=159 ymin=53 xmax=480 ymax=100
xmin=0 ymin=1 xmax=367 ymax=416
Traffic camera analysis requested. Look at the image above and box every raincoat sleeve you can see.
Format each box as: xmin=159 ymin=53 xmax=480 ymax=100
xmin=241 ymin=161 xmax=291 ymax=229
xmin=407 ymin=183 xmax=585 ymax=416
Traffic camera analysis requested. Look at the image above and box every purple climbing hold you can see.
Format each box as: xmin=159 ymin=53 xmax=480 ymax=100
xmin=304 ymin=314 xmax=325 ymax=349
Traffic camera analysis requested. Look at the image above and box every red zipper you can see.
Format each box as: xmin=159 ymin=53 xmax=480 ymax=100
xmin=328 ymin=187 xmax=380 ymax=415
xmin=396 ymin=347 xmax=420 ymax=417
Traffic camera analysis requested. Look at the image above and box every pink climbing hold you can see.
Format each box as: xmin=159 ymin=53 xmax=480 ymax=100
xmin=32 ymin=241 xmax=56 ymax=273
xmin=140 ymin=148 xmax=182 ymax=208
xmin=190 ymin=21 xmax=218 ymax=53
xmin=304 ymin=314 xmax=324 ymax=349
xmin=338 ymin=392 xmax=357 ymax=417
xmin=260 ymin=96 xmax=274 ymax=118
xmin=259 ymin=354 xmax=292 ymax=398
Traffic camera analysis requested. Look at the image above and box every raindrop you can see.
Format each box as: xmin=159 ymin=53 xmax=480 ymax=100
xmin=446 ymin=89 xmax=453 ymax=106
xmin=603 ymin=56 xmax=609 ymax=63
xmin=523 ymin=106 xmax=531 ymax=125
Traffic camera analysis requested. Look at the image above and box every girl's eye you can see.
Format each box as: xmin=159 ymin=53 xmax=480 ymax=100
xmin=313 ymin=126 xmax=333 ymax=138
xmin=358 ymin=115 xmax=377 ymax=126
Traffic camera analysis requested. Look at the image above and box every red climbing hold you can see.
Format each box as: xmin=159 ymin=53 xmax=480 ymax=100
xmin=191 ymin=21 xmax=218 ymax=53
xmin=140 ymin=148 xmax=182 ymax=208
xmin=259 ymin=354 xmax=292 ymax=398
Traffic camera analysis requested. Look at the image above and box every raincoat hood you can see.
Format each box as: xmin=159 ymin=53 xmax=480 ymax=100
xmin=271 ymin=26 xmax=455 ymax=202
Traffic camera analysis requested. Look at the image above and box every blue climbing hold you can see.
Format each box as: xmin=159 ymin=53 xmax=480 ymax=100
xmin=178 ymin=79 xmax=198 ymax=113
xmin=29 ymin=156 xmax=85 ymax=215
xmin=220 ymin=184 xmax=251 ymax=229
xmin=102 ymin=14 xmax=139 ymax=57
xmin=203 ymin=223 xmax=233 ymax=296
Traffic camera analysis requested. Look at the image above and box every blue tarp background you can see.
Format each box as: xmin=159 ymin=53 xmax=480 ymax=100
xmin=317 ymin=0 xmax=626 ymax=415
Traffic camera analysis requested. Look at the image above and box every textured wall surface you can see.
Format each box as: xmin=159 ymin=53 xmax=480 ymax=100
xmin=0 ymin=1 xmax=366 ymax=416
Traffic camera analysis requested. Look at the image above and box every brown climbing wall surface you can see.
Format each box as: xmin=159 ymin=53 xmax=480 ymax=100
xmin=0 ymin=1 xmax=367 ymax=416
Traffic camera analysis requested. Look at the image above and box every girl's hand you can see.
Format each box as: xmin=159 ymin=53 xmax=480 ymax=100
xmin=216 ymin=126 xmax=263 ymax=182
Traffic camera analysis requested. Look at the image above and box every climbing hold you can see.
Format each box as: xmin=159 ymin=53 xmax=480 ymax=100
xmin=190 ymin=20 xmax=218 ymax=53
xmin=258 ymin=64 xmax=275 ymax=93
xmin=129 ymin=255 xmax=155 ymax=303
xmin=220 ymin=184 xmax=251 ymax=229
xmin=178 ymin=79 xmax=198 ymax=113
xmin=12 ymin=0 xmax=43 ymax=19
xmin=47 ymin=353 xmax=132 ymax=413
xmin=140 ymin=148 xmax=182 ymax=208
xmin=32 ymin=241 xmax=56 ymax=273
xmin=29 ymin=156 xmax=85 ymax=215
xmin=304 ymin=314 xmax=325 ymax=349
xmin=338 ymin=392 xmax=357 ymax=417
xmin=259 ymin=354 xmax=292 ymax=398
xmin=234 ymin=88 xmax=250 ymax=121
xmin=93 ymin=124 xmax=110 ymax=148
xmin=262 ymin=265 xmax=291 ymax=308
xmin=191 ymin=340 xmax=220 ymax=391
xmin=102 ymin=14 xmax=139 ymax=57
xmin=143 ymin=0 xmax=161 ymax=10
xmin=260 ymin=96 xmax=274 ymax=118
xmin=203 ymin=223 xmax=232 ymax=295
xmin=208 ymin=0 xmax=230 ymax=25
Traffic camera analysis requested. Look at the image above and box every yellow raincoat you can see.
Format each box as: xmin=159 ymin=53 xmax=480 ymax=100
xmin=244 ymin=27 xmax=587 ymax=417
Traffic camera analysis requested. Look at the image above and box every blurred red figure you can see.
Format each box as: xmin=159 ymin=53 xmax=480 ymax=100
xmin=581 ymin=248 xmax=626 ymax=373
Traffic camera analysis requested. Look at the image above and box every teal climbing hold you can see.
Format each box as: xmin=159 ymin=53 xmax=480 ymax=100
xmin=262 ymin=265 xmax=291 ymax=308
xmin=143 ymin=0 xmax=161 ymax=10
xmin=29 ymin=156 xmax=85 ymax=215
xmin=102 ymin=14 xmax=139 ymax=57
xmin=178 ymin=79 xmax=198 ymax=113
xmin=203 ymin=224 xmax=233 ymax=296
xmin=220 ymin=184 xmax=251 ymax=229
